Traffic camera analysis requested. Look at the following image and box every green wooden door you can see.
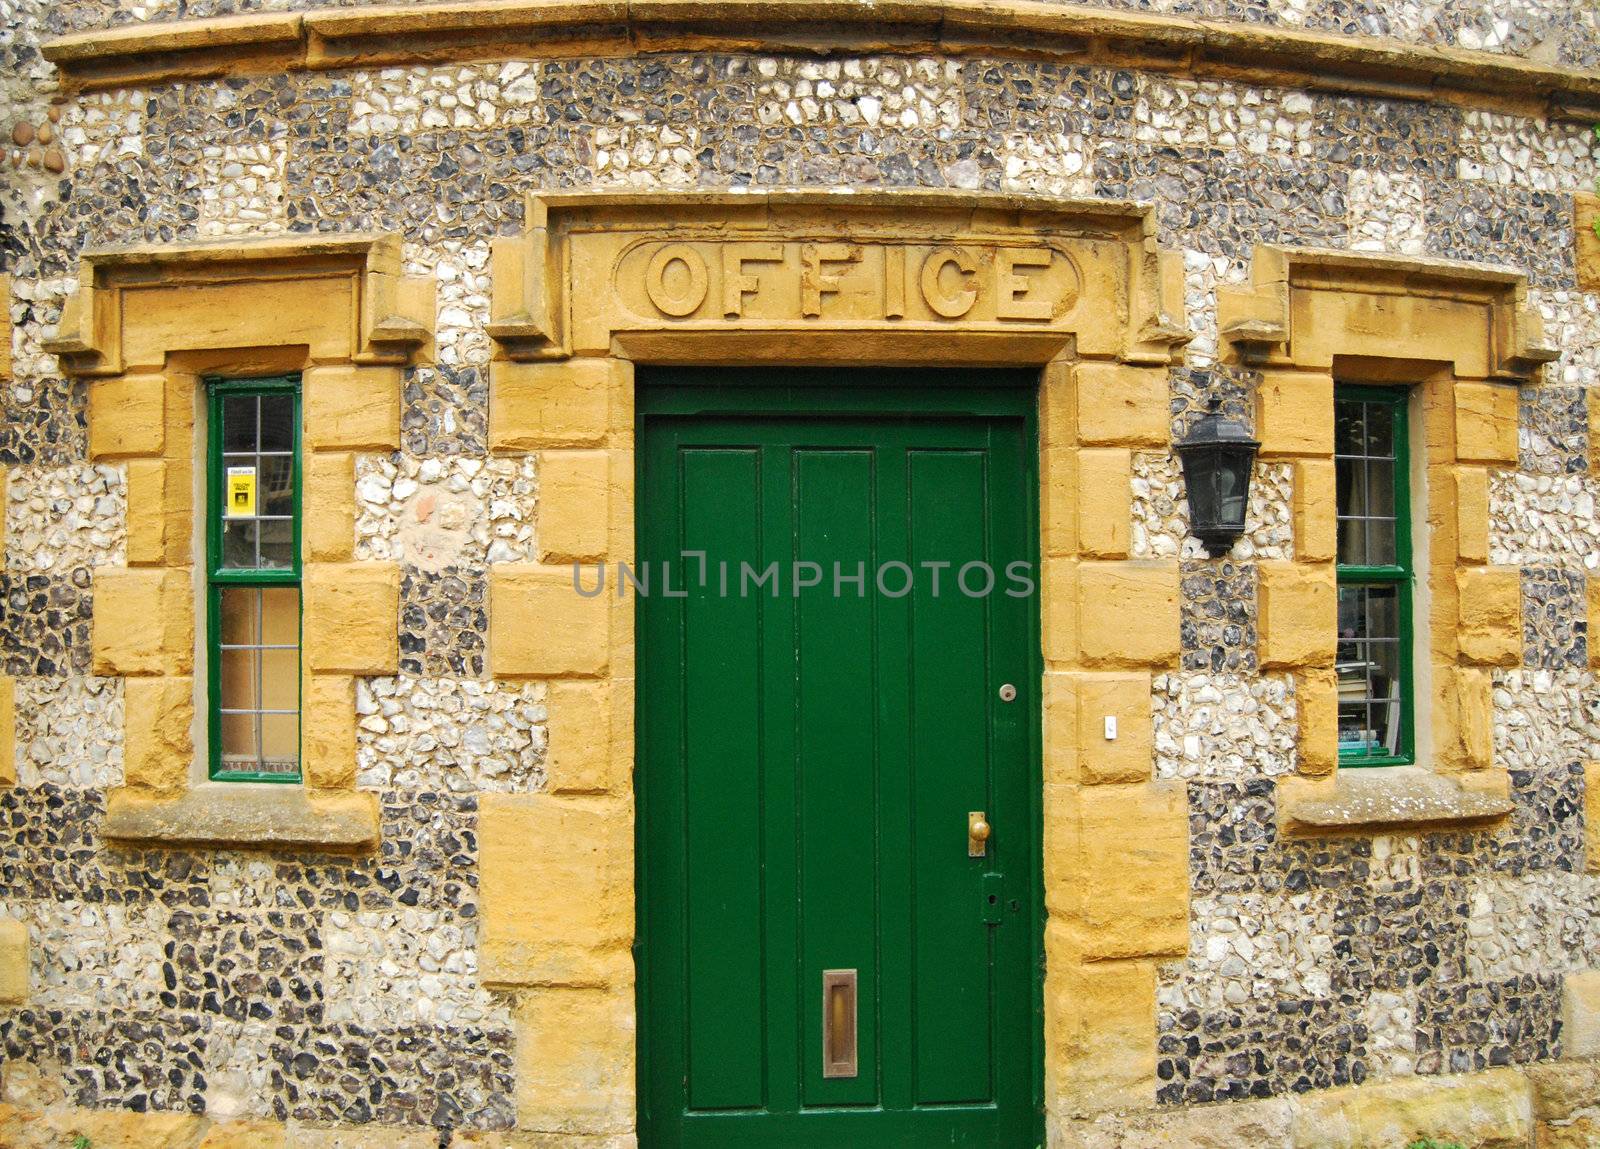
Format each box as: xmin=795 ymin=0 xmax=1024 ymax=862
xmin=638 ymin=370 xmax=1042 ymax=1149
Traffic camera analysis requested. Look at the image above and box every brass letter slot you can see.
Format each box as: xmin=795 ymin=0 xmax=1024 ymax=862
xmin=822 ymin=969 xmax=858 ymax=1079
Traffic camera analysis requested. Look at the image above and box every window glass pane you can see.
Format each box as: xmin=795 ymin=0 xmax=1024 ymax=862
xmin=214 ymin=389 xmax=297 ymax=576
xmin=1365 ymin=401 xmax=1395 ymax=457
xmin=261 ymin=649 xmax=300 ymax=707
xmin=1336 ymin=457 xmax=1367 ymax=566
xmin=220 ymin=520 xmax=259 ymax=569
xmin=257 ymin=520 xmax=294 ymax=569
xmin=1335 ymin=396 xmax=1403 ymax=570
xmin=1335 ymin=400 xmax=1364 ymax=457
xmin=259 ymin=393 xmax=295 ymax=452
xmin=218 ymin=587 xmax=260 ymax=644
xmin=222 ymin=396 xmax=257 ymax=453
xmin=219 ymin=648 xmax=258 ymax=711
xmin=220 ymin=713 xmax=258 ymax=767
xmin=215 ymin=582 xmax=301 ymax=778
xmin=1366 ymin=458 xmax=1395 ymax=518
xmin=259 ymin=715 xmax=300 ymax=775
xmin=1366 ymin=517 xmax=1397 ymax=568
xmin=260 ymin=587 xmax=299 ymax=645
xmin=1337 ymin=583 xmax=1403 ymax=759
xmin=259 ymin=455 xmax=295 ymax=517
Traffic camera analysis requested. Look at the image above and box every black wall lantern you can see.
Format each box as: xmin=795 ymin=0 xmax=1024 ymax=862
xmin=1175 ymin=399 xmax=1260 ymax=558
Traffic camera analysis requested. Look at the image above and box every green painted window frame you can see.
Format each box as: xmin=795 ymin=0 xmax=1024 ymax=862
xmin=205 ymin=375 xmax=303 ymax=783
xmin=1335 ymin=383 xmax=1415 ymax=768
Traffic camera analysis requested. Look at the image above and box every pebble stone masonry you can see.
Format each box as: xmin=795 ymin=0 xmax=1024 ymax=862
xmin=4 ymin=0 xmax=1600 ymax=1146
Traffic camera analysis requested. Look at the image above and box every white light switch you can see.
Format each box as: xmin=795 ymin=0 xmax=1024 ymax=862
xmin=1104 ymin=716 xmax=1117 ymax=740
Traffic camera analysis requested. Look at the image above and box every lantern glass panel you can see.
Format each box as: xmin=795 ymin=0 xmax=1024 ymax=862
xmin=1213 ymin=445 xmax=1251 ymax=531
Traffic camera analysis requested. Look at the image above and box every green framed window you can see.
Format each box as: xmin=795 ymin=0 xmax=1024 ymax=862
xmin=1335 ymin=385 xmax=1414 ymax=767
xmin=205 ymin=376 xmax=302 ymax=782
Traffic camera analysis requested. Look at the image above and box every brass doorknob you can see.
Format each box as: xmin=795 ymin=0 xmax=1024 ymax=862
xmin=968 ymin=812 xmax=991 ymax=857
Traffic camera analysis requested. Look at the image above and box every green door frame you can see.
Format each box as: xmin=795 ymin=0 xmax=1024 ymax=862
xmin=633 ymin=367 xmax=1046 ymax=1148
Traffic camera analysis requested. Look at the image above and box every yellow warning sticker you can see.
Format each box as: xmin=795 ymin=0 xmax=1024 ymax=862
xmin=226 ymin=467 xmax=257 ymax=518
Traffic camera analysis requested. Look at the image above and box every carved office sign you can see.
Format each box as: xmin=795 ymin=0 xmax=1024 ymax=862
xmin=620 ymin=241 xmax=1080 ymax=324
xmin=489 ymin=192 xmax=1192 ymax=362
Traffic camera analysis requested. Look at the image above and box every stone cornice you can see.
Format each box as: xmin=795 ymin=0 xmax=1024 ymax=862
xmin=42 ymin=232 xmax=434 ymax=376
xmin=1217 ymin=243 xmax=1559 ymax=379
xmin=41 ymin=0 xmax=1600 ymax=120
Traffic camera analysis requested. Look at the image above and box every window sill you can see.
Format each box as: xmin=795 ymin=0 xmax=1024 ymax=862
xmin=1277 ymin=766 xmax=1513 ymax=836
xmin=101 ymin=783 xmax=379 ymax=852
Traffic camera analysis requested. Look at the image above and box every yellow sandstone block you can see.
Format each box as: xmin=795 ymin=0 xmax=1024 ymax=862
xmin=1590 ymin=389 xmax=1600 ymax=475
xmin=88 ymin=373 xmax=166 ymax=459
xmin=1453 ymin=381 xmax=1519 ymax=466
xmin=1256 ymin=371 xmax=1333 ymax=458
xmin=1049 ymin=780 xmax=1188 ymax=959
xmin=123 ymin=676 xmax=193 ymax=795
xmin=1293 ymin=458 xmax=1336 ymax=563
xmin=1074 ymin=362 xmax=1168 ymax=448
xmin=124 ymin=459 xmax=168 ymax=566
xmin=1433 ymin=664 xmax=1493 ymax=772
xmin=302 ymin=674 xmax=357 ymax=790
xmin=0 ymin=1107 xmax=204 ymax=1149
xmin=303 ymin=364 xmax=401 ymax=451
xmin=1587 ymin=763 xmax=1600 ymax=877
xmin=547 ymin=678 xmax=630 ymax=795
xmin=0 ymin=676 xmax=13 ymax=787
xmin=1074 ymin=672 xmax=1153 ymax=784
xmin=0 ymin=274 xmax=9 ymax=381
xmin=1042 ymin=558 xmax=1078 ymax=668
xmin=604 ymin=446 xmax=635 ymax=567
xmin=1566 ymin=967 xmax=1600 ymax=1055
xmin=1579 ymin=193 xmax=1600 ymax=295
xmin=1039 ymin=358 xmax=1075 ymax=452
xmin=1591 ymin=575 xmax=1600 ymax=671
xmin=491 ymin=358 xmax=619 ymax=452
xmin=538 ymin=449 xmax=610 ymax=563
xmin=304 ymin=451 xmax=356 ymax=563
xmin=1077 ymin=448 xmax=1131 ymax=560
xmin=197 ymin=1121 xmax=288 ymax=1149
xmin=1041 ymin=444 xmax=1076 ymax=559
xmin=490 ymin=564 xmax=610 ymax=678
xmin=1296 ymin=667 xmax=1339 ymax=778
xmin=1046 ymin=945 xmax=1158 ymax=1116
xmin=0 ymin=917 xmax=26 ymax=1003
xmin=92 ymin=566 xmax=194 ymax=677
xmin=302 ymin=562 xmax=399 ymax=675
xmin=1042 ymin=671 xmax=1077 ymax=786
xmin=480 ymin=795 xmax=634 ymax=988
xmin=1291 ymin=1068 xmax=1530 ymax=1149
xmin=1456 ymin=566 xmax=1521 ymax=667
xmin=1078 ymin=561 xmax=1180 ymax=669
xmin=515 ymin=986 xmax=636 ymax=1135
xmin=1258 ymin=561 xmax=1337 ymax=670
xmin=1454 ymin=465 xmax=1490 ymax=564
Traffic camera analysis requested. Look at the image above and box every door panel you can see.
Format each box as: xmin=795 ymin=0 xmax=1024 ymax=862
xmin=907 ymin=448 xmax=995 ymax=1107
xmin=795 ymin=448 xmax=879 ymax=1109
xmin=639 ymin=373 xmax=1041 ymax=1149
xmin=680 ymin=447 xmax=765 ymax=1111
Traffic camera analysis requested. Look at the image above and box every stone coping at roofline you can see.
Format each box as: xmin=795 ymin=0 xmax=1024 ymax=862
xmin=39 ymin=0 xmax=1600 ymax=121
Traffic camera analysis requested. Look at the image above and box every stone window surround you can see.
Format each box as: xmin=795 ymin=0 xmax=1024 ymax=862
xmin=38 ymin=234 xmax=436 ymax=850
xmin=1220 ymin=242 xmax=1557 ymax=836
